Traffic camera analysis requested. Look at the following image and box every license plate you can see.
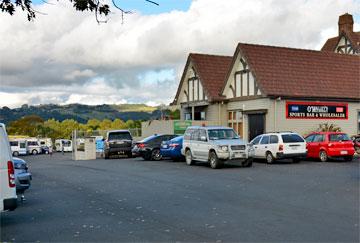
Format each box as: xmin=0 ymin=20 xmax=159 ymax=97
xmin=234 ymin=152 xmax=245 ymax=158
xmin=340 ymin=151 xmax=348 ymax=155
xmin=162 ymin=145 xmax=168 ymax=149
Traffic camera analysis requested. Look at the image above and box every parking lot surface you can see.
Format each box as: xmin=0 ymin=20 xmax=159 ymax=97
xmin=1 ymin=154 xmax=359 ymax=242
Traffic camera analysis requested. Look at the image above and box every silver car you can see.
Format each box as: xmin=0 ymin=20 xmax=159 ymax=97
xmin=182 ymin=126 xmax=255 ymax=169
xmin=13 ymin=157 xmax=32 ymax=196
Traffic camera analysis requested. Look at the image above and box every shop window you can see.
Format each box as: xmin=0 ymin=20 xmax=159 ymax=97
xmin=185 ymin=113 xmax=192 ymax=121
xmin=228 ymin=110 xmax=243 ymax=137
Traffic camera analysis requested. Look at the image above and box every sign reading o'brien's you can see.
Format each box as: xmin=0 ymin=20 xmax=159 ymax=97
xmin=286 ymin=101 xmax=348 ymax=120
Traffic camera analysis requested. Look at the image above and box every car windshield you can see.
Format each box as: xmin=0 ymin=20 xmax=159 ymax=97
xmin=108 ymin=132 xmax=132 ymax=141
xmin=208 ymin=129 xmax=239 ymax=140
xmin=329 ymin=133 xmax=351 ymax=142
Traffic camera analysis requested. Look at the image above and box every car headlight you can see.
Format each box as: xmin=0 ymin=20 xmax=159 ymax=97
xmin=218 ymin=145 xmax=228 ymax=152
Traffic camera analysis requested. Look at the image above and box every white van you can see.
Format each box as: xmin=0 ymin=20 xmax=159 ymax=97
xmin=9 ymin=139 xmax=28 ymax=156
xmin=0 ymin=123 xmax=17 ymax=212
xmin=55 ymin=139 xmax=73 ymax=152
xmin=26 ymin=139 xmax=42 ymax=155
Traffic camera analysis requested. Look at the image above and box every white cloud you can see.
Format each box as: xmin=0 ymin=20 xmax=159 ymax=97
xmin=0 ymin=0 xmax=359 ymax=108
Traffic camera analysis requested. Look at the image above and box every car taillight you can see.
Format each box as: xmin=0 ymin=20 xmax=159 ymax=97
xmin=7 ymin=161 xmax=15 ymax=188
xmin=279 ymin=144 xmax=284 ymax=151
xmin=138 ymin=143 xmax=145 ymax=148
xmin=169 ymin=143 xmax=180 ymax=148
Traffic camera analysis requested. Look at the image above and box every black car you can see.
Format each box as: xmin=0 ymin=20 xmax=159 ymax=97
xmin=132 ymin=134 xmax=178 ymax=161
xmin=105 ymin=130 xmax=133 ymax=159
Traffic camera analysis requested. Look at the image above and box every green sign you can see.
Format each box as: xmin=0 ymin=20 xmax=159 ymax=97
xmin=174 ymin=121 xmax=192 ymax=135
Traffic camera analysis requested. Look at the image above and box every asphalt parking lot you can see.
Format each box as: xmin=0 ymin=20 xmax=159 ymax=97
xmin=1 ymin=153 xmax=359 ymax=242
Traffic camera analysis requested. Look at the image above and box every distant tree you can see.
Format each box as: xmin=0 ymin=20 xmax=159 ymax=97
xmin=111 ymin=118 xmax=126 ymax=130
xmin=317 ymin=123 xmax=341 ymax=132
xmin=7 ymin=115 xmax=44 ymax=136
xmin=1 ymin=0 xmax=158 ymax=23
xmin=86 ymin=119 xmax=101 ymax=131
xmin=99 ymin=119 xmax=112 ymax=130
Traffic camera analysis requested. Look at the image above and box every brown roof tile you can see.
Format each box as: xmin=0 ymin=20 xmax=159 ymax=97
xmin=238 ymin=43 xmax=360 ymax=100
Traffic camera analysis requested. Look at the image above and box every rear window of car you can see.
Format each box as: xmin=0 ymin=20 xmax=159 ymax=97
xmin=329 ymin=133 xmax=351 ymax=142
xmin=281 ymin=134 xmax=304 ymax=143
xmin=108 ymin=132 xmax=132 ymax=141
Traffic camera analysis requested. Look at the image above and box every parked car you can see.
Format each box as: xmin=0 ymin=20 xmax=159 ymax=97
xmin=55 ymin=139 xmax=73 ymax=152
xmin=305 ymin=132 xmax=355 ymax=162
xmin=132 ymin=134 xmax=178 ymax=161
xmin=13 ymin=157 xmax=32 ymax=199
xmin=41 ymin=146 xmax=50 ymax=154
xmin=104 ymin=130 xmax=133 ymax=159
xmin=250 ymin=132 xmax=307 ymax=164
xmin=351 ymin=135 xmax=360 ymax=154
xmin=0 ymin=123 xmax=17 ymax=212
xmin=160 ymin=136 xmax=184 ymax=161
xmin=182 ymin=126 xmax=254 ymax=169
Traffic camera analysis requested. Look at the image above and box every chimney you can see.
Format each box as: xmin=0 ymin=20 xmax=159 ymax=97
xmin=338 ymin=13 xmax=354 ymax=35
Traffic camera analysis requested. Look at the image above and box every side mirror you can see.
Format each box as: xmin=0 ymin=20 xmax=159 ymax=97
xmin=200 ymin=136 xmax=207 ymax=142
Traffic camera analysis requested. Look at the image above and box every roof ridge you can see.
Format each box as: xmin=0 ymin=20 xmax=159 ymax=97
xmin=189 ymin=52 xmax=232 ymax=58
xmin=238 ymin=42 xmax=360 ymax=58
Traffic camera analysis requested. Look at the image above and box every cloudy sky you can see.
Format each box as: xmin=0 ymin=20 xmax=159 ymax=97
xmin=0 ymin=0 xmax=359 ymax=108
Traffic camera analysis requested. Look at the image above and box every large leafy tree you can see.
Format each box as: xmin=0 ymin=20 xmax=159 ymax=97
xmin=0 ymin=0 xmax=158 ymax=22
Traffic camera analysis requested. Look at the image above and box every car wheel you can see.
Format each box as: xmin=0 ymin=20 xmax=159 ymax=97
xmin=242 ymin=158 xmax=253 ymax=167
xmin=209 ymin=151 xmax=223 ymax=169
xmin=151 ymin=149 xmax=162 ymax=161
xmin=319 ymin=150 xmax=328 ymax=162
xmin=266 ymin=152 xmax=274 ymax=164
xmin=13 ymin=151 xmax=19 ymax=156
xmin=32 ymin=149 xmax=38 ymax=155
xmin=292 ymin=158 xmax=301 ymax=163
xmin=185 ymin=149 xmax=194 ymax=165
xmin=344 ymin=156 xmax=353 ymax=162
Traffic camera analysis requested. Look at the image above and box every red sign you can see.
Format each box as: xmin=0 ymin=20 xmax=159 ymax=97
xmin=286 ymin=101 xmax=348 ymax=120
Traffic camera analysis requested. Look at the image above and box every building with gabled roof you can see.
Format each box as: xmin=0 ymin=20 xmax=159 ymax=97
xmin=170 ymin=13 xmax=360 ymax=141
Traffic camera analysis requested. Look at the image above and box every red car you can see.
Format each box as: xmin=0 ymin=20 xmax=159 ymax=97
xmin=304 ymin=132 xmax=355 ymax=162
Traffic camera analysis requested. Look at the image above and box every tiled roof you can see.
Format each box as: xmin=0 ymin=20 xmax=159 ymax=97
xmin=190 ymin=53 xmax=232 ymax=101
xmin=321 ymin=31 xmax=360 ymax=52
xmin=172 ymin=53 xmax=232 ymax=104
xmin=237 ymin=43 xmax=360 ymax=100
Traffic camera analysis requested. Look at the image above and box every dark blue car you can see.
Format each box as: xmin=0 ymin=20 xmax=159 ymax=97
xmin=160 ymin=136 xmax=184 ymax=161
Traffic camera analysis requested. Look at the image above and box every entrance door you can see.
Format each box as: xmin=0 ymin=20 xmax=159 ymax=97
xmin=248 ymin=114 xmax=265 ymax=141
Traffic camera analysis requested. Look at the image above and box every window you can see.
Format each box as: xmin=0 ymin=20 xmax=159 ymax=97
xmin=185 ymin=113 xmax=192 ymax=121
xmin=260 ymin=136 xmax=269 ymax=144
xmin=329 ymin=134 xmax=351 ymax=142
xmin=28 ymin=141 xmax=39 ymax=146
xmin=305 ymin=135 xmax=315 ymax=143
xmin=191 ymin=130 xmax=200 ymax=141
xmin=208 ymin=129 xmax=238 ymax=140
xmin=313 ymin=135 xmax=325 ymax=142
xmin=200 ymin=112 xmax=206 ymax=120
xmin=184 ymin=129 xmax=193 ymax=140
xmin=269 ymin=135 xmax=279 ymax=144
xmin=20 ymin=142 xmax=26 ymax=149
xmin=10 ymin=141 xmax=18 ymax=146
xmin=188 ymin=79 xmax=193 ymax=101
xmin=108 ymin=132 xmax=132 ymax=141
xmin=199 ymin=130 xmax=207 ymax=141
xmin=281 ymin=134 xmax=304 ymax=143
xmin=228 ymin=110 xmax=243 ymax=137
xmin=251 ymin=136 xmax=262 ymax=145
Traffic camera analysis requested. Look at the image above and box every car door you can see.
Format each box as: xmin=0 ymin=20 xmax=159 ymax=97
xmin=251 ymin=135 xmax=262 ymax=158
xmin=258 ymin=135 xmax=270 ymax=158
xmin=197 ymin=129 xmax=209 ymax=159
xmin=269 ymin=135 xmax=279 ymax=156
xmin=305 ymin=134 xmax=316 ymax=157
xmin=312 ymin=134 xmax=326 ymax=157
xmin=190 ymin=130 xmax=201 ymax=158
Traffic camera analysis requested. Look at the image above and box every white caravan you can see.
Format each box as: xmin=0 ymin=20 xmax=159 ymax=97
xmin=26 ymin=139 xmax=42 ymax=155
xmin=55 ymin=139 xmax=73 ymax=152
xmin=0 ymin=123 xmax=17 ymax=212
xmin=9 ymin=139 xmax=28 ymax=156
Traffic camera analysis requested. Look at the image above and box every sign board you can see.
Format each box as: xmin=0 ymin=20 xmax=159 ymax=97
xmin=286 ymin=102 xmax=348 ymax=120
xmin=174 ymin=121 xmax=192 ymax=134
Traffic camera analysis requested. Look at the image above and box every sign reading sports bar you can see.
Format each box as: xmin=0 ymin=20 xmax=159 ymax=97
xmin=286 ymin=101 xmax=348 ymax=120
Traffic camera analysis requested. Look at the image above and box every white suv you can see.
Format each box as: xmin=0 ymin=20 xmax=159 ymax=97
xmin=0 ymin=123 xmax=17 ymax=212
xmin=250 ymin=132 xmax=307 ymax=164
xmin=182 ymin=126 xmax=254 ymax=169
